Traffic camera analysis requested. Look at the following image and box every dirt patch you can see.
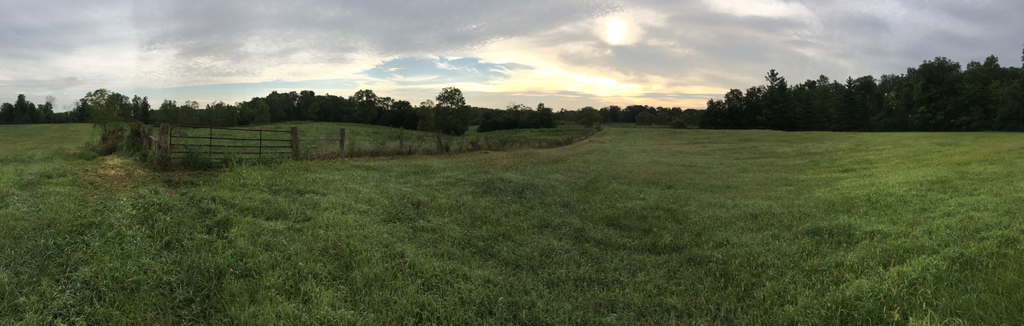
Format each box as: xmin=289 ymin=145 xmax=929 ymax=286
xmin=80 ymin=156 xmax=154 ymax=196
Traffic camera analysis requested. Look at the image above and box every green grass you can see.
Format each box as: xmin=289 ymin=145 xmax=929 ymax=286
xmin=2 ymin=126 xmax=1023 ymax=324
xmin=0 ymin=124 xmax=97 ymax=161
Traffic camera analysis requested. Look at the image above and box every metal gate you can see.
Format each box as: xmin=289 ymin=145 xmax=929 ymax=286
xmin=168 ymin=125 xmax=293 ymax=161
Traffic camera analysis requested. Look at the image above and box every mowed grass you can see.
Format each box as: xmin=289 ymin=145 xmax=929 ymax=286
xmin=462 ymin=124 xmax=593 ymax=142
xmin=2 ymin=125 xmax=1023 ymax=324
xmin=0 ymin=124 xmax=96 ymax=162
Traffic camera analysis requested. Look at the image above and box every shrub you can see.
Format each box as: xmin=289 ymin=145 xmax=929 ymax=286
xmin=73 ymin=142 xmax=101 ymax=160
xmin=670 ymin=117 xmax=688 ymax=129
xmin=98 ymin=123 xmax=126 ymax=155
xmin=578 ymin=107 xmax=602 ymax=128
xmin=635 ymin=112 xmax=653 ymax=125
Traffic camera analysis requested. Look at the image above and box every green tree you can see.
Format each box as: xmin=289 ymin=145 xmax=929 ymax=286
xmin=599 ymin=107 xmax=611 ymax=123
xmin=0 ymin=102 xmax=13 ymax=124
xmin=635 ymin=111 xmax=652 ymax=125
xmin=299 ymin=90 xmax=317 ymax=120
xmin=655 ymin=110 xmax=671 ymax=125
xmin=353 ymin=89 xmax=379 ymax=124
xmin=578 ymin=106 xmax=602 ymax=127
xmin=107 ymin=93 xmax=131 ymax=122
xmin=84 ymin=89 xmax=122 ymax=136
xmin=307 ymin=101 xmax=320 ymax=121
xmin=265 ymin=91 xmax=288 ymax=122
xmin=761 ymin=69 xmax=796 ymax=130
xmin=42 ymin=96 xmax=56 ymax=123
xmin=181 ymin=100 xmax=200 ymax=125
xmin=670 ymin=117 xmax=688 ymax=129
xmin=254 ymin=100 xmax=271 ymax=125
xmin=14 ymin=94 xmax=36 ymax=124
xmin=157 ymin=100 xmax=180 ymax=124
xmin=140 ymin=97 xmax=151 ymax=123
xmin=434 ymin=87 xmax=471 ymax=135
xmin=416 ymin=100 xmax=435 ymax=132
xmin=608 ymin=105 xmax=621 ymax=122
xmin=537 ymin=102 xmax=555 ymax=128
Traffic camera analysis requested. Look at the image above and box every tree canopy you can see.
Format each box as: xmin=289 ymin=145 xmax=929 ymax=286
xmin=700 ymin=54 xmax=1024 ymax=132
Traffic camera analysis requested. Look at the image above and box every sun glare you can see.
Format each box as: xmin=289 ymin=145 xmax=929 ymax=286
xmin=606 ymin=18 xmax=627 ymax=45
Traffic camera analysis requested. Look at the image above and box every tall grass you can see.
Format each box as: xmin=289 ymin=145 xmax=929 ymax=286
xmin=2 ymin=126 xmax=1022 ymax=324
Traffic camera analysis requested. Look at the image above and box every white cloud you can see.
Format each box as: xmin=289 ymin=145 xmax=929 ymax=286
xmin=703 ymin=0 xmax=813 ymax=18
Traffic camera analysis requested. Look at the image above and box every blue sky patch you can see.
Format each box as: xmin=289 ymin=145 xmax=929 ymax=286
xmin=361 ymin=57 xmax=532 ymax=86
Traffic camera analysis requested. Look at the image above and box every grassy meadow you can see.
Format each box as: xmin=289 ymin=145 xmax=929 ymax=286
xmin=2 ymin=123 xmax=1023 ymax=324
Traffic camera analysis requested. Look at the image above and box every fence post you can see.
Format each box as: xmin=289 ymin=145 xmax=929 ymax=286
xmin=157 ymin=123 xmax=169 ymax=159
xmin=291 ymin=126 xmax=299 ymax=157
xmin=339 ymin=128 xmax=346 ymax=154
xmin=144 ymin=124 xmax=153 ymax=150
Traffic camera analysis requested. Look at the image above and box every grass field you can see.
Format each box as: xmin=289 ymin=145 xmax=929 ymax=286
xmin=2 ymin=124 xmax=1023 ymax=324
xmin=0 ymin=124 xmax=97 ymax=162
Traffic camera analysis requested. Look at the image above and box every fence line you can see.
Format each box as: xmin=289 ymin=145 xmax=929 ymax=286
xmin=155 ymin=124 xmax=346 ymax=162
xmin=151 ymin=123 xmax=601 ymax=162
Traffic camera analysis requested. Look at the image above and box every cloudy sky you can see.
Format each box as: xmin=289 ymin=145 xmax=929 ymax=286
xmin=2 ymin=0 xmax=1021 ymax=111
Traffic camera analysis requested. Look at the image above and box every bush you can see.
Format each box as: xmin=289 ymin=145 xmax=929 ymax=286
xmin=98 ymin=123 xmax=126 ymax=155
xmin=670 ymin=117 xmax=688 ymax=129
xmin=635 ymin=112 xmax=653 ymax=125
xmin=130 ymin=122 xmax=147 ymax=152
xmin=73 ymin=142 xmax=101 ymax=160
xmin=578 ymin=107 xmax=602 ymax=128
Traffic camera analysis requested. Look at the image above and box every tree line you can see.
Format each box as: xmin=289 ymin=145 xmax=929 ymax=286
xmin=0 ymin=87 xmax=481 ymax=137
xmin=700 ymin=50 xmax=1024 ymax=131
xmin=0 ymin=95 xmax=67 ymax=124
xmin=2 ymin=85 xmax=700 ymax=136
xmin=0 ymin=87 xmax=706 ymax=133
xmin=150 ymin=87 xmax=474 ymax=136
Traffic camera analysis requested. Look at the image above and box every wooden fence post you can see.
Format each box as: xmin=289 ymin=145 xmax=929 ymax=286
xmin=291 ymin=126 xmax=299 ymax=156
xmin=339 ymin=128 xmax=346 ymax=154
xmin=144 ymin=124 xmax=153 ymax=150
xmin=157 ymin=123 xmax=169 ymax=159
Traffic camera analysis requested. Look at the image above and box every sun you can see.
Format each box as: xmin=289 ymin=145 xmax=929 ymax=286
xmin=606 ymin=18 xmax=627 ymax=45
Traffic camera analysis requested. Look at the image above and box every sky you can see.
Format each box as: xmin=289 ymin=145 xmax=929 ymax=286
xmin=1 ymin=0 xmax=1022 ymax=112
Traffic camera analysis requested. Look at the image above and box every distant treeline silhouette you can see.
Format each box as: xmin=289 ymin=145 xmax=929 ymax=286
xmin=700 ymin=51 xmax=1024 ymax=131
xmin=0 ymin=87 xmax=704 ymax=134
xmin=0 ymin=87 xmax=480 ymax=136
